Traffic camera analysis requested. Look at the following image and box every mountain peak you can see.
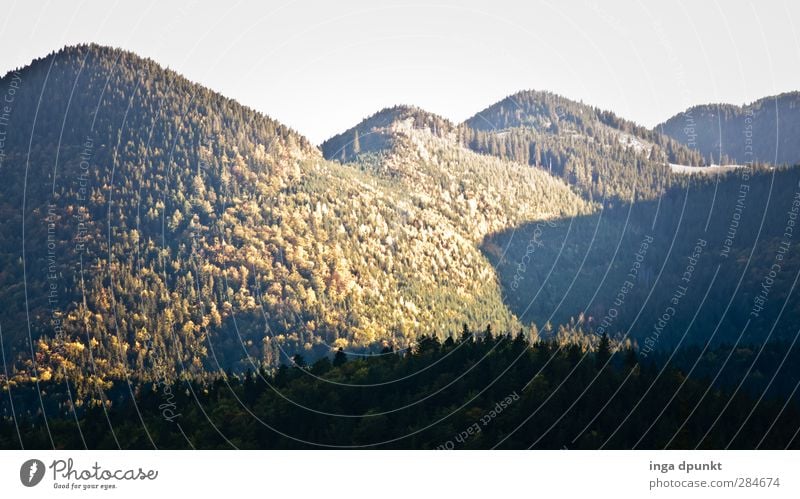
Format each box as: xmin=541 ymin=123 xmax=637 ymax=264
xmin=1 ymin=43 xmax=315 ymax=157
xmin=321 ymin=105 xmax=454 ymax=162
xmin=465 ymin=89 xmax=593 ymax=132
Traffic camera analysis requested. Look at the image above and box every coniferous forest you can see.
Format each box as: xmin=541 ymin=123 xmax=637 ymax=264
xmin=1 ymin=44 xmax=800 ymax=449
xmin=4 ymin=330 xmax=800 ymax=449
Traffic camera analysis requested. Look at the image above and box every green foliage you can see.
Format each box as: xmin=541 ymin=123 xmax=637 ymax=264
xmin=0 ymin=47 xmax=594 ymax=393
xmin=1 ymin=44 xmax=798 ymax=415
xmin=2 ymin=332 xmax=797 ymax=449
xmin=460 ymin=90 xmax=706 ymax=202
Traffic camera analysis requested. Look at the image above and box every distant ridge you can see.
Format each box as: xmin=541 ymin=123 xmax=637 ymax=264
xmin=657 ymin=91 xmax=800 ymax=165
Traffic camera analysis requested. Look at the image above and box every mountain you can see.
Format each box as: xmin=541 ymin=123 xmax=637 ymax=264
xmin=322 ymin=95 xmax=800 ymax=351
xmin=0 ymin=45 xmax=593 ymax=394
xmin=2 ymin=45 xmax=800 ymax=450
xmin=658 ymin=92 xmax=800 ymax=165
xmin=459 ymin=90 xmax=707 ymax=202
xmin=457 ymin=98 xmax=800 ymax=349
xmin=324 ymin=90 xmax=706 ymax=205
xmin=484 ymin=163 xmax=800 ymax=348
xmin=320 ymin=105 xmax=455 ymax=162
xmin=0 ymin=44 xmax=322 ymax=387
xmin=321 ymin=104 xmax=594 ymax=237
xmin=1 ymin=43 xmax=799 ymax=398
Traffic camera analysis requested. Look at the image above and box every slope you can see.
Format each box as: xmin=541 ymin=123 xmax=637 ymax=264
xmin=460 ymin=90 xmax=706 ymax=202
xmin=0 ymin=46 xmax=592 ymax=394
xmin=657 ymin=92 xmax=800 ymax=166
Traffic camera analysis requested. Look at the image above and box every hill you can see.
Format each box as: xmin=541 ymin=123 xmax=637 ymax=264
xmin=1 ymin=43 xmax=798 ymax=400
xmin=320 ymin=105 xmax=455 ymax=162
xmin=0 ymin=45 xmax=592 ymax=394
xmin=658 ymin=92 xmax=800 ymax=165
xmin=460 ymin=90 xmax=706 ymax=202
xmin=484 ymin=164 xmax=800 ymax=348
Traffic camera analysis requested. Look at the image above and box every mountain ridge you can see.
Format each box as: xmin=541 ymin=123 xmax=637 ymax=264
xmin=0 ymin=42 xmax=317 ymax=153
xmin=657 ymin=91 xmax=800 ymax=165
xmin=1 ymin=43 xmax=798 ymax=393
xmin=0 ymin=44 xmax=594 ymax=391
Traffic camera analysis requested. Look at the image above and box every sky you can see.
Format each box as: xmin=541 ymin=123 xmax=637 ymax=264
xmin=1 ymin=0 xmax=798 ymax=144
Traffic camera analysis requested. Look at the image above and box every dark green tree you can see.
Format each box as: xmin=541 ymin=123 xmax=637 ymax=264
xmin=333 ymin=347 xmax=348 ymax=367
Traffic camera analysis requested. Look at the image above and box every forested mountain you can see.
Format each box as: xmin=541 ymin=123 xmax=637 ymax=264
xmin=323 ymin=96 xmax=800 ymax=352
xmin=485 ymin=164 xmax=800 ymax=349
xmin=324 ymin=91 xmax=709 ymax=205
xmin=321 ymin=104 xmax=595 ymax=239
xmin=320 ymin=105 xmax=455 ymax=163
xmin=459 ymin=90 xmax=707 ymax=202
xmin=0 ymin=45 xmax=593 ymax=395
xmin=1 ymin=43 xmax=799 ymax=441
xmin=658 ymin=92 xmax=800 ymax=165
xmin=0 ymin=44 xmax=322 ymax=389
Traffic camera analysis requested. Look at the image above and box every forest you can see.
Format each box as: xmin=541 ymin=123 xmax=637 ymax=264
xmin=659 ymin=91 xmax=800 ymax=166
xmin=2 ymin=328 xmax=798 ymax=449
xmin=484 ymin=165 xmax=800 ymax=348
xmin=0 ymin=45 xmax=597 ymax=395
xmin=0 ymin=45 xmax=798 ymax=450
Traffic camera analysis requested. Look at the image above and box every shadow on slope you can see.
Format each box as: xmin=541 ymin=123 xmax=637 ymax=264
xmin=482 ymin=165 xmax=800 ymax=350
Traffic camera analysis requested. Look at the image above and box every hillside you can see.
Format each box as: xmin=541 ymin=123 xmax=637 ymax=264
xmin=0 ymin=45 xmax=593 ymax=394
xmin=322 ymin=105 xmax=595 ymax=238
xmin=484 ymin=164 xmax=800 ymax=348
xmin=658 ymin=92 xmax=800 ymax=165
xmin=0 ymin=44 xmax=328 ymax=387
xmin=320 ymin=105 xmax=455 ymax=162
xmin=1 ymin=43 xmax=799 ymax=404
xmin=459 ymin=90 xmax=706 ymax=202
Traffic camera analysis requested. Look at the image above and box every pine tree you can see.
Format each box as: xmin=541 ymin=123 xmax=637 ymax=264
xmin=333 ymin=347 xmax=347 ymax=367
xmin=596 ymin=332 xmax=611 ymax=368
xmin=353 ymin=129 xmax=360 ymax=155
xmin=484 ymin=324 xmax=494 ymax=343
xmin=461 ymin=323 xmax=471 ymax=342
xmin=292 ymin=353 xmax=306 ymax=368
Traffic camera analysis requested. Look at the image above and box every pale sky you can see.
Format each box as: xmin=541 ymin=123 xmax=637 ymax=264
xmin=1 ymin=0 xmax=798 ymax=144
